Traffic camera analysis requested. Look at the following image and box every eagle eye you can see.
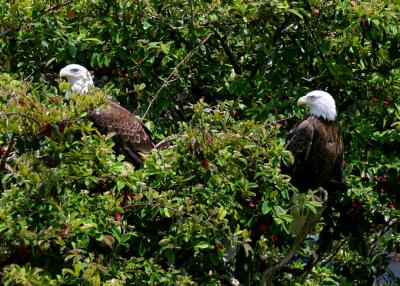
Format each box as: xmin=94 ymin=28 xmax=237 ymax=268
xmin=71 ymin=68 xmax=79 ymax=73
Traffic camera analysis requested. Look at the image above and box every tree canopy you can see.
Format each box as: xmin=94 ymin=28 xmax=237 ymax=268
xmin=1 ymin=0 xmax=400 ymax=285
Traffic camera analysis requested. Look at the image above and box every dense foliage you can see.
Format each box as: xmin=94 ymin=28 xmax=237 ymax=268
xmin=1 ymin=0 xmax=400 ymax=285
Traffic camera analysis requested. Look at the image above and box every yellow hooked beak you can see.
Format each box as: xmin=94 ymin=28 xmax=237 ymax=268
xmin=59 ymin=68 xmax=69 ymax=80
xmin=297 ymin=96 xmax=307 ymax=105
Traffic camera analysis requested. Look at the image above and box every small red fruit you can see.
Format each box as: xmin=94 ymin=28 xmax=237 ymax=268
xmin=137 ymin=56 xmax=143 ymax=65
xmin=205 ymin=134 xmax=213 ymax=143
xmin=247 ymin=201 xmax=256 ymax=209
xmin=201 ymin=158 xmax=209 ymax=170
xmin=43 ymin=123 xmax=52 ymax=137
xmin=0 ymin=146 xmax=8 ymax=154
xmin=230 ymin=110 xmax=239 ymax=120
xmin=67 ymin=8 xmax=74 ymax=20
xmin=115 ymin=211 xmax=121 ymax=222
xmin=97 ymin=182 xmax=107 ymax=191
xmin=389 ymin=204 xmax=395 ymax=209
xmin=383 ymin=98 xmax=391 ymax=106
xmin=58 ymin=123 xmax=65 ymax=134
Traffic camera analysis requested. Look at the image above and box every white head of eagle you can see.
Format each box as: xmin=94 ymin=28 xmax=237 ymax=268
xmin=297 ymin=90 xmax=337 ymax=121
xmin=59 ymin=64 xmax=94 ymax=97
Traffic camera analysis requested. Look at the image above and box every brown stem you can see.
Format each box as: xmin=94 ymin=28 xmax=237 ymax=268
xmin=210 ymin=27 xmax=242 ymax=75
xmin=260 ymin=188 xmax=328 ymax=286
xmin=0 ymin=134 xmax=16 ymax=174
xmin=0 ymin=112 xmax=41 ymax=126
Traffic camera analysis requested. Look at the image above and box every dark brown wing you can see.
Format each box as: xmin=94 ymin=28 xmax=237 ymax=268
xmin=88 ymin=99 xmax=154 ymax=168
xmin=283 ymin=116 xmax=344 ymax=192
xmin=282 ymin=120 xmax=315 ymax=191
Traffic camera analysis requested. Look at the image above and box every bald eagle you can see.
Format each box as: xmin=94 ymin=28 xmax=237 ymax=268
xmin=59 ymin=64 xmax=154 ymax=168
xmin=283 ymin=90 xmax=344 ymax=192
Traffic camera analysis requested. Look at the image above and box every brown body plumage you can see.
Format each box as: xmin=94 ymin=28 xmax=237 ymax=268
xmin=88 ymin=99 xmax=155 ymax=168
xmin=284 ymin=115 xmax=344 ymax=192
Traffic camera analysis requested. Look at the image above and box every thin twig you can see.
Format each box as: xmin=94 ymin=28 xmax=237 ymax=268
xmin=0 ymin=112 xmax=41 ymax=126
xmin=0 ymin=134 xmax=16 ymax=173
xmin=142 ymin=34 xmax=212 ymax=119
xmin=122 ymin=202 xmax=179 ymax=212
xmin=209 ymin=26 xmax=242 ymax=75
xmin=47 ymin=1 xmax=73 ymax=13
xmin=0 ymin=28 xmax=14 ymax=38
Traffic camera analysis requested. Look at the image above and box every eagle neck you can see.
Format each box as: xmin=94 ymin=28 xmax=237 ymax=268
xmin=308 ymin=114 xmax=336 ymax=124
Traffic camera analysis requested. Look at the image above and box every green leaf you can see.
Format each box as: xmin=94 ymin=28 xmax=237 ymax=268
xmin=161 ymin=42 xmax=170 ymax=54
xmin=68 ymin=42 xmax=77 ymax=58
xmin=195 ymin=242 xmax=212 ymax=250
xmin=116 ymin=180 xmax=125 ymax=191
xmin=288 ymin=8 xmax=303 ymax=19
xmin=143 ymin=21 xmax=151 ymax=30
xmin=262 ymin=201 xmax=272 ymax=214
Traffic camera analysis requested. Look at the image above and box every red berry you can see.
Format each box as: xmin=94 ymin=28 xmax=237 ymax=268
xmin=67 ymin=8 xmax=74 ymax=20
xmin=383 ymin=98 xmax=391 ymax=106
xmin=43 ymin=123 xmax=53 ymax=137
xmin=115 ymin=211 xmax=121 ymax=222
xmin=248 ymin=201 xmax=256 ymax=209
xmin=230 ymin=110 xmax=239 ymax=120
xmin=58 ymin=123 xmax=65 ymax=134
xmin=201 ymin=158 xmax=209 ymax=170
xmin=97 ymin=182 xmax=107 ymax=191
xmin=205 ymin=134 xmax=213 ymax=143
xmin=0 ymin=146 xmax=7 ymax=154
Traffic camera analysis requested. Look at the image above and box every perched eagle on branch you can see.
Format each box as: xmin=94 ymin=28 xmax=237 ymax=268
xmin=282 ymin=90 xmax=344 ymax=193
xmin=59 ymin=64 xmax=155 ymax=169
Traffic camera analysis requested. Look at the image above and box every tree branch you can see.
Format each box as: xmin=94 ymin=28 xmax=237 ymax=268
xmin=260 ymin=188 xmax=328 ymax=286
xmin=0 ymin=112 xmax=41 ymax=126
xmin=210 ymin=27 xmax=242 ymax=75
xmin=142 ymin=33 xmax=212 ymax=119
xmin=0 ymin=134 xmax=16 ymax=175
